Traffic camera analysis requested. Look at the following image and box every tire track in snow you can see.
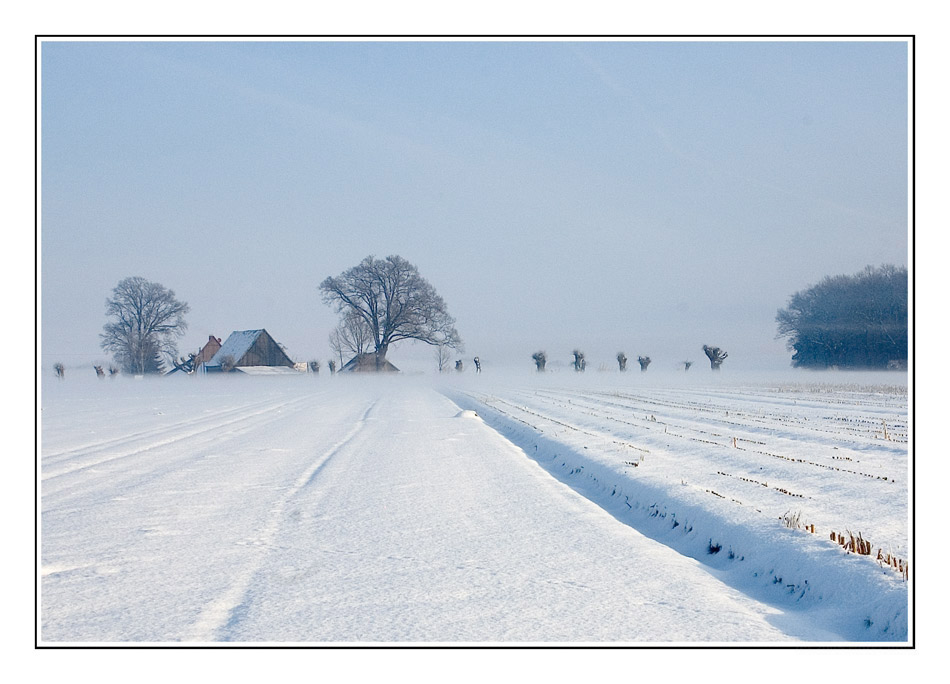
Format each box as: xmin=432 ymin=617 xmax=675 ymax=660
xmin=42 ymin=394 xmax=316 ymax=482
xmin=42 ymin=395 xmax=300 ymax=462
xmin=180 ymin=398 xmax=379 ymax=642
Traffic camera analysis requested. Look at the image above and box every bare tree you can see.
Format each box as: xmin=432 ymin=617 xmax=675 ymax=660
xmin=703 ymin=345 xmax=728 ymax=370
xmin=53 ymin=362 xmax=65 ymax=379
xmin=320 ymin=255 xmax=462 ymax=371
xmin=435 ymin=343 xmax=453 ymax=372
xmin=617 ymin=352 xmax=627 ymax=371
xmin=637 ymin=356 xmax=651 ymax=372
xmin=683 ymin=361 xmax=693 ymax=371
xmin=332 ymin=309 xmax=374 ymax=362
xmin=309 ymin=360 xmax=320 ymax=374
xmin=328 ymin=359 xmax=337 ymax=374
xmin=532 ymin=351 xmax=547 ymax=372
xmin=100 ymin=277 xmax=189 ymax=375
xmin=572 ymin=350 xmax=586 ymax=372
xmin=328 ymin=329 xmax=345 ymax=369
xmin=455 ymin=359 xmax=464 ymax=372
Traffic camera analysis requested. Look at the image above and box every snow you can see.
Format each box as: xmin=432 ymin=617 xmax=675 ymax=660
xmin=230 ymin=366 xmax=302 ymax=376
xmin=39 ymin=369 xmax=910 ymax=644
xmin=455 ymin=409 xmax=481 ymax=419
xmin=203 ymin=329 xmax=264 ymax=369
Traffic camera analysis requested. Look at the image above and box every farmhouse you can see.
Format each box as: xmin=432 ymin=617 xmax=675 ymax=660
xmin=341 ymin=353 xmax=400 ymax=373
xmin=195 ymin=335 xmax=222 ymax=369
xmin=203 ymin=329 xmax=296 ymax=373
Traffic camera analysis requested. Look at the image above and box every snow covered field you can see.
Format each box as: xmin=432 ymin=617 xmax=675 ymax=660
xmin=38 ymin=369 xmax=910 ymax=644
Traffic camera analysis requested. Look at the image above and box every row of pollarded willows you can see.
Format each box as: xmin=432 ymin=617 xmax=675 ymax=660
xmin=531 ymin=345 xmax=728 ymax=372
xmin=52 ymin=362 xmax=120 ymax=379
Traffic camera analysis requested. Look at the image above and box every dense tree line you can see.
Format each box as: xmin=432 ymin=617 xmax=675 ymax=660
xmin=775 ymin=265 xmax=907 ymax=369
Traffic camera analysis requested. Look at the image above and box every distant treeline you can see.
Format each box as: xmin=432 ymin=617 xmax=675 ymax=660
xmin=776 ymin=265 xmax=907 ymax=370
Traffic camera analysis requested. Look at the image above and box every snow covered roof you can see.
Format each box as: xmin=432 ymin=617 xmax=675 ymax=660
xmin=206 ymin=330 xmax=264 ymax=368
xmin=233 ymin=366 xmax=302 ymax=376
xmin=341 ymin=353 xmax=400 ymax=373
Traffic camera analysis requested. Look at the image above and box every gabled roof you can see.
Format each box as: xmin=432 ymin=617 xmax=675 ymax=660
xmin=206 ymin=330 xmax=264 ymax=368
xmin=204 ymin=328 xmax=295 ymax=371
xmin=196 ymin=335 xmax=222 ymax=364
xmin=341 ymin=353 xmax=400 ymax=373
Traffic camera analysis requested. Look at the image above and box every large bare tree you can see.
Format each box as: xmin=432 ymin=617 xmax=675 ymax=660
xmin=100 ymin=276 xmax=189 ymax=374
xmin=320 ymin=255 xmax=462 ymax=370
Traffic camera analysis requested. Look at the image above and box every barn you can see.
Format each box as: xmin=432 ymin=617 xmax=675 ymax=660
xmin=341 ymin=353 xmax=400 ymax=373
xmin=203 ymin=329 xmax=296 ymax=373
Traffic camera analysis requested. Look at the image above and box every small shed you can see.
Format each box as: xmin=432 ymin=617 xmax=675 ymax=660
xmin=204 ymin=329 xmax=295 ymax=372
xmin=341 ymin=353 xmax=400 ymax=373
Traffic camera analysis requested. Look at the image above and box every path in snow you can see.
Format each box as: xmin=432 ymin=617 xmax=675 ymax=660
xmin=41 ymin=379 xmax=840 ymax=642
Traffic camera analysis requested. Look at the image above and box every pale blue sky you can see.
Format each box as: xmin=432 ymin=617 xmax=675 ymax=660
xmin=40 ymin=39 xmax=909 ymax=372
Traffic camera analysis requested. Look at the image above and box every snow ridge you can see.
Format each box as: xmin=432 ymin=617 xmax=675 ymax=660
xmin=445 ymin=389 xmax=908 ymax=642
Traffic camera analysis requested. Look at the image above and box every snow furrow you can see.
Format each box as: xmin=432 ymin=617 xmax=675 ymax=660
xmin=522 ymin=389 xmax=904 ymax=482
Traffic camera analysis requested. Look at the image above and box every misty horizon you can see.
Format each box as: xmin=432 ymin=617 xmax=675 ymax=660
xmin=39 ymin=39 xmax=910 ymax=374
